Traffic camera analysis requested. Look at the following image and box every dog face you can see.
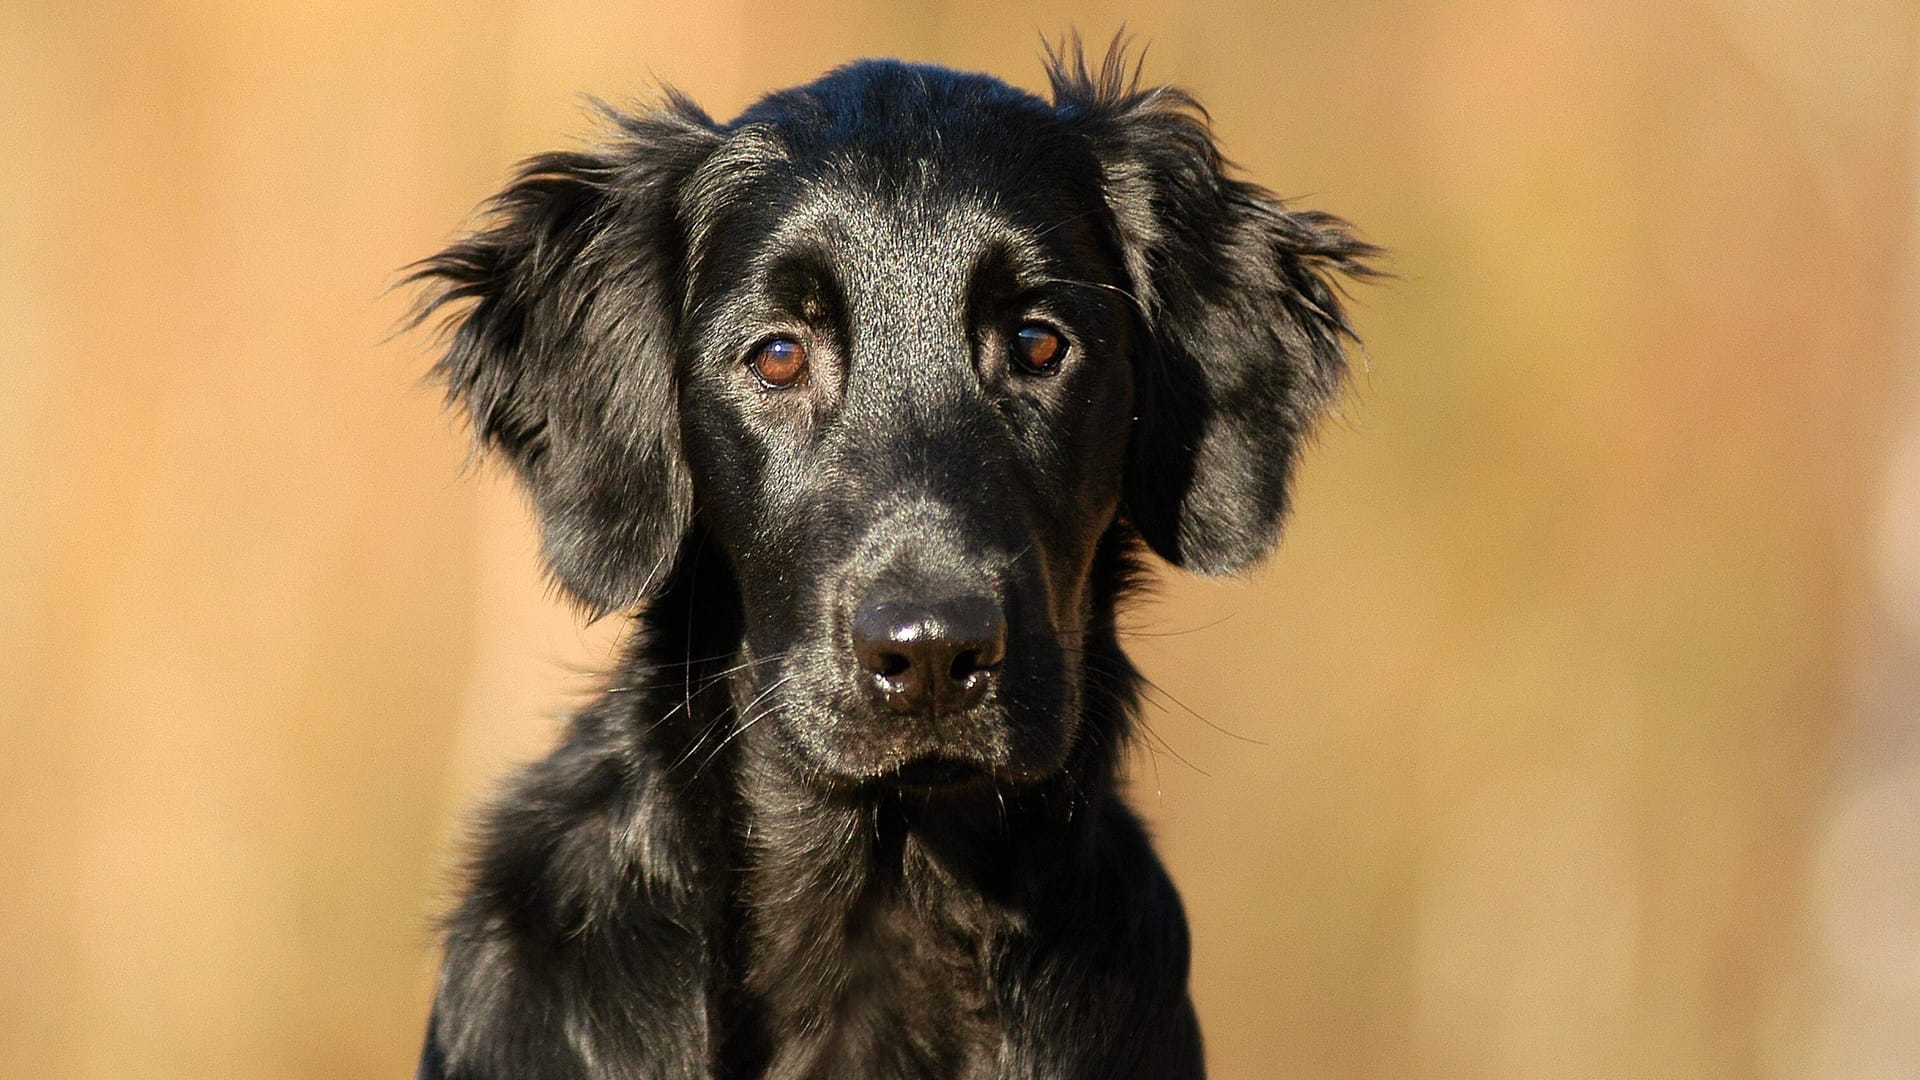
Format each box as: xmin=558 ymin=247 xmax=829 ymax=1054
xmin=674 ymin=69 xmax=1139 ymax=786
xmin=412 ymin=52 xmax=1373 ymax=790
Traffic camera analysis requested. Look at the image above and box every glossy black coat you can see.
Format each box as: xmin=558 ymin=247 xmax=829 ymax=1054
xmin=409 ymin=41 xmax=1375 ymax=1080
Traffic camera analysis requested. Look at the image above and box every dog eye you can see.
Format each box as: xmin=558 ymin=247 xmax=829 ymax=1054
xmin=1011 ymin=324 xmax=1066 ymax=375
xmin=749 ymin=338 xmax=807 ymax=389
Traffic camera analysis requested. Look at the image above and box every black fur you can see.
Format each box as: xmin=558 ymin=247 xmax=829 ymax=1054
xmin=409 ymin=38 xmax=1375 ymax=1080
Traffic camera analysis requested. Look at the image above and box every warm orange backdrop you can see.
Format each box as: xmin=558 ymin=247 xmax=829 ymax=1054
xmin=5 ymin=3 xmax=1917 ymax=1078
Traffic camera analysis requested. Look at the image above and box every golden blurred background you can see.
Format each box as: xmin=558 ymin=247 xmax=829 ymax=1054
xmin=5 ymin=2 xmax=1918 ymax=1077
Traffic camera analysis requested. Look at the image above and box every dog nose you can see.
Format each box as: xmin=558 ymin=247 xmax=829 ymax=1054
xmin=852 ymin=595 xmax=1006 ymax=715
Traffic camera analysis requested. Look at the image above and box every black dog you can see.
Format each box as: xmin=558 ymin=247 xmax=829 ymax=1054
xmin=410 ymin=40 xmax=1374 ymax=1080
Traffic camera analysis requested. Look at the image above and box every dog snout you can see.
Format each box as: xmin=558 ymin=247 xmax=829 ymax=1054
xmin=851 ymin=594 xmax=1006 ymax=716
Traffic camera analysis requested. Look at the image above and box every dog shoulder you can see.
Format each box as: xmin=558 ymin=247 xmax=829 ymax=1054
xmin=425 ymin=708 xmax=722 ymax=1077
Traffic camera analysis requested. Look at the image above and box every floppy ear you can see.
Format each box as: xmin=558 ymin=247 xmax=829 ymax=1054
xmin=408 ymin=97 xmax=723 ymax=612
xmin=1050 ymin=44 xmax=1380 ymax=574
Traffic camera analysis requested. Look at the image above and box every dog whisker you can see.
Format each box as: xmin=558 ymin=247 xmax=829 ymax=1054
xmin=669 ymin=671 xmax=800 ymax=779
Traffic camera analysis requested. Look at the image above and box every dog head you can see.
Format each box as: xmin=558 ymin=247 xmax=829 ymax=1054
xmin=412 ymin=45 xmax=1374 ymax=792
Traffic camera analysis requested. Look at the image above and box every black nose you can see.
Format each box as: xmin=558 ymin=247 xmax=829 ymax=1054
xmin=852 ymin=595 xmax=1006 ymax=715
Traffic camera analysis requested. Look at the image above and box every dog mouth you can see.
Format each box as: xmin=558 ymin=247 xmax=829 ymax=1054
xmin=878 ymin=755 xmax=997 ymax=793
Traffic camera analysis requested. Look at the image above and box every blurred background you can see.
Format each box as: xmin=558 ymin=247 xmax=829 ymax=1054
xmin=4 ymin=2 xmax=1917 ymax=1077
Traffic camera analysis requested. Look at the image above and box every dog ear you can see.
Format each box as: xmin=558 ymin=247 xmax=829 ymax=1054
xmin=1049 ymin=42 xmax=1380 ymax=575
xmin=408 ymin=97 xmax=723 ymax=612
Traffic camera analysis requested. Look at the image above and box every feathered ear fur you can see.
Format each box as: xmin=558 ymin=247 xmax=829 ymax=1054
xmin=407 ymin=96 xmax=724 ymax=612
xmin=1048 ymin=38 xmax=1381 ymax=574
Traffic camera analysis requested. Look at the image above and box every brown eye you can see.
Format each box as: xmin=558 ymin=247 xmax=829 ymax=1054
xmin=750 ymin=337 xmax=807 ymax=388
xmin=1011 ymin=324 xmax=1066 ymax=375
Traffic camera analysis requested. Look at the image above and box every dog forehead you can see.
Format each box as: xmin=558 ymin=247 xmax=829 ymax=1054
xmin=682 ymin=139 xmax=1087 ymax=319
xmin=776 ymin=182 xmax=1002 ymax=290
